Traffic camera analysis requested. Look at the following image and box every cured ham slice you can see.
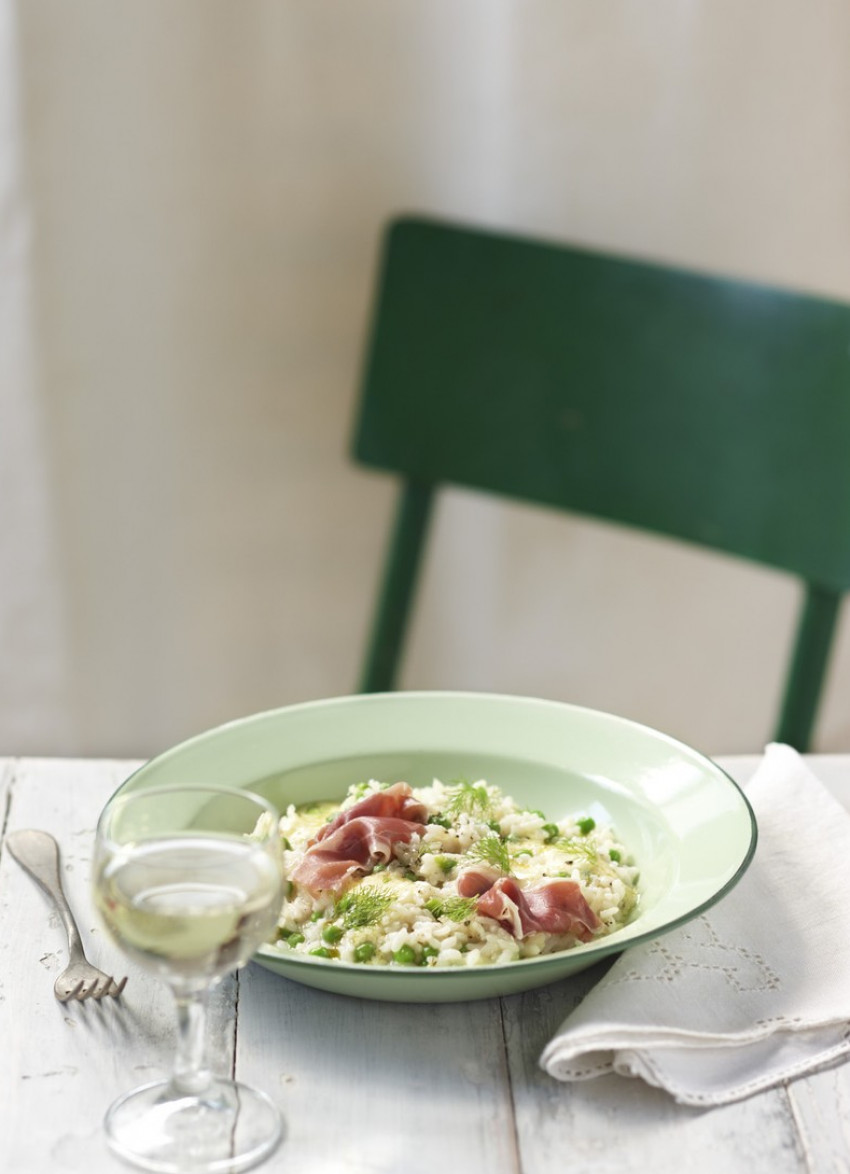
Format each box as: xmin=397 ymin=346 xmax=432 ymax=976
xmin=476 ymin=877 xmax=599 ymax=941
xmin=293 ymin=806 xmax=426 ymax=894
xmin=457 ymin=864 xmax=504 ymax=898
xmin=312 ymin=782 xmax=427 ymax=844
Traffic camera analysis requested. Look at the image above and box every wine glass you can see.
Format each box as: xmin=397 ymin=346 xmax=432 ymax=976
xmin=93 ymin=784 xmax=285 ymax=1174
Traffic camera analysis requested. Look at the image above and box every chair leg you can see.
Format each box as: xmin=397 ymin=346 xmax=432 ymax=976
xmin=358 ymin=479 xmax=435 ymax=693
xmin=774 ymin=583 xmax=842 ymax=751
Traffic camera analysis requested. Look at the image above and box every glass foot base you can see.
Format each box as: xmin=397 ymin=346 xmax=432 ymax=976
xmin=104 ymin=1077 xmax=283 ymax=1174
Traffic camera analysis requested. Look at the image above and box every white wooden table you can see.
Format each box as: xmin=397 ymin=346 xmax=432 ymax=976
xmin=2 ymin=754 xmax=848 ymax=1174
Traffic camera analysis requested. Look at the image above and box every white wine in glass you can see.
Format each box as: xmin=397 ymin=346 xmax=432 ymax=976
xmin=93 ymin=784 xmax=285 ymax=1174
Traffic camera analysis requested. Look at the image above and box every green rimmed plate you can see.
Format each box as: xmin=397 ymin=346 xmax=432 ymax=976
xmin=110 ymin=692 xmax=756 ymax=1002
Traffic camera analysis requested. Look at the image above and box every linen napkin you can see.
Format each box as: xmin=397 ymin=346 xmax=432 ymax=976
xmin=540 ymin=743 xmax=850 ymax=1106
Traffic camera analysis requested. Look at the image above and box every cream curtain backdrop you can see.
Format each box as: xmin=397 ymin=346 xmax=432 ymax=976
xmin=1 ymin=0 xmax=849 ymax=757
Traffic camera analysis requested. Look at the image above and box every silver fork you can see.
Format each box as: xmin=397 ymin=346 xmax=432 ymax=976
xmin=6 ymin=828 xmax=127 ymax=1002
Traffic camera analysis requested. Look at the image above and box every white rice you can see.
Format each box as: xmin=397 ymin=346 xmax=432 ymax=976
xmin=267 ymin=777 xmax=639 ymax=968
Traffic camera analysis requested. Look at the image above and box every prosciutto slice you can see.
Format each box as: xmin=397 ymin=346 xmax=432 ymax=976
xmin=476 ymin=877 xmax=599 ymax=941
xmin=292 ymin=783 xmax=427 ymax=893
xmin=312 ymin=782 xmax=427 ymax=844
xmin=457 ymin=864 xmax=504 ymax=898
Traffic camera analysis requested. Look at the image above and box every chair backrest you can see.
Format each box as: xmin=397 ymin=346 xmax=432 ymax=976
xmin=352 ymin=216 xmax=850 ymax=749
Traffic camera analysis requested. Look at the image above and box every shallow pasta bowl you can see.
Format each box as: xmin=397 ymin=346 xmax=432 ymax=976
xmin=111 ymin=692 xmax=756 ymax=1002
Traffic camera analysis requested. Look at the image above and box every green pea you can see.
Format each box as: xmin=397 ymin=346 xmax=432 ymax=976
xmin=427 ymin=814 xmax=451 ymax=829
xmin=393 ymin=944 xmax=417 ymax=965
xmin=577 ymin=817 xmax=596 ymax=835
xmin=287 ymin=931 xmax=305 ymax=946
xmin=322 ymin=924 xmax=343 ymax=944
xmin=609 ymin=849 xmax=622 ymax=863
xmin=542 ymin=823 xmax=559 ymax=842
xmin=354 ymin=942 xmax=376 ymax=963
xmin=404 ymin=869 xmax=418 ymax=882
xmin=420 ymin=946 xmax=439 ymax=964
xmin=309 ymin=946 xmax=333 ymax=958
xmin=436 ymin=856 xmax=455 ymax=874
xmin=372 ymin=862 xmax=388 ymax=873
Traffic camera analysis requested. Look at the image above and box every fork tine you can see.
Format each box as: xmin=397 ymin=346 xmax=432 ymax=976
xmin=58 ymin=979 xmax=85 ymax=1003
xmin=110 ymin=976 xmax=128 ymax=998
xmin=97 ymin=975 xmax=126 ymax=1000
xmin=92 ymin=978 xmax=110 ymax=1000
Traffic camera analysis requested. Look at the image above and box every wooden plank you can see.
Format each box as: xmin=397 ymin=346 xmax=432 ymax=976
xmin=235 ymin=962 xmax=519 ymax=1174
xmin=0 ymin=759 xmax=237 ymax=1173
xmin=0 ymin=757 xmax=12 ymax=808
xmin=785 ymin=1066 xmax=850 ymax=1171
xmin=504 ymin=967 xmax=807 ymax=1173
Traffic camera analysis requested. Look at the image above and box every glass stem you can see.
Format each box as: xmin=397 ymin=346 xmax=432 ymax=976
xmin=171 ymin=987 xmax=213 ymax=1096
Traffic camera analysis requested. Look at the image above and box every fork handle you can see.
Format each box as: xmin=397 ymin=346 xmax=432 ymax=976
xmin=6 ymin=829 xmax=86 ymax=959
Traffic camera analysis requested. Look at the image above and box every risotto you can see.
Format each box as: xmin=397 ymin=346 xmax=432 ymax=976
xmin=261 ymin=777 xmax=639 ymax=968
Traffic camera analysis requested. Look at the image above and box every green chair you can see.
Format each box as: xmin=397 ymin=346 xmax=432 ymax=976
xmin=351 ymin=216 xmax=850 ymax=750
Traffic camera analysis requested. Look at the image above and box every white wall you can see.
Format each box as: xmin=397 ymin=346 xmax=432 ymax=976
xmin=2 ymin=0 xmax=849 ymax=758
